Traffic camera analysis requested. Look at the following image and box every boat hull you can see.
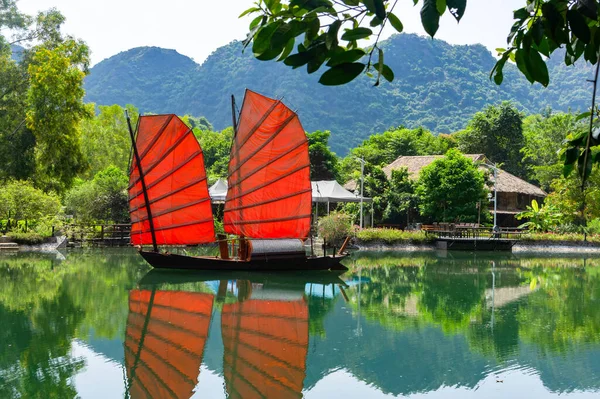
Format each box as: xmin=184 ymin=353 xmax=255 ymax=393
xmin=139 ymin=250 xmax=348 ymax=271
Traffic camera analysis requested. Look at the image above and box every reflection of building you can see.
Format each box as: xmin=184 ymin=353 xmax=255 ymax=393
xmin=382 ymin=154 xmax=547 ymax=226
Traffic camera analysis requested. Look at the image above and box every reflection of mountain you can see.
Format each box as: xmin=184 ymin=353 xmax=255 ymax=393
xmin=124 ymin=290 xmax=214 ymax=399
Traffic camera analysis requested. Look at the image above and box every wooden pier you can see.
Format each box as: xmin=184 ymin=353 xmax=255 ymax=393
xmin=423 ymin=224 xmax=523 ymax=251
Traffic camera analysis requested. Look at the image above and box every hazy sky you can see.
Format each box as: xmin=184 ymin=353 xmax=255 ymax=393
xmin=18 ymin=0 xmax=525 ymax=66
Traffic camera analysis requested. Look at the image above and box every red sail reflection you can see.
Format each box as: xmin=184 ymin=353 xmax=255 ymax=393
xmin=221 ymin=282 xmax=309 ymax=399
xmin=124 ymin=289 xmax=214 ymax=399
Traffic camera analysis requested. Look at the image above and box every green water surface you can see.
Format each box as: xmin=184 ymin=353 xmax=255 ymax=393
xmin=1 ymin=249 xmax=599 ymax=398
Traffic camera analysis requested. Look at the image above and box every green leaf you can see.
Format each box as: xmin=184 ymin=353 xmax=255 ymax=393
xmin=528 ymin=49 xmax=549 ymax=87
xmin=565 ymin=146 xmax=580 ymax=165
xmin=578 ymin=149 xmax=593 ymax=179
xmin=387 ymin=12 xmax=404 ymax=33
xmin=436 ymin=0 xmax=446 ymax=15
xmin=373 ymin=0 xmax=386 ymax=20
xmin=563 ymin=162 xmax=575 ymax=178
xmin=306 ymin=17 xmax=320 ymax=40
xmin=283 ymin=51 xmax=312 ymax=68
xmin=515 ymin=49 xmax=534 ymax=83
xmin=531 ymin=199 xmax=539 ymax=213
xmin=584 ymin=41 xmax=598 ymax=64
xmin=326 ymin=20 xmax=341 ymax=49
xmin=578 ymin=0 xmax=598 ymax=20
xmin=326 ymin=49 xmax=366 ymax=66
xmin=421 ymin=0 xmax=440 ymax=36
xmin=381 ymin=64 xmax=394 ymax=82
xmin=370 ymin=16 xmax=382 ymax=27
xmin=576 ymin=111 xmax=592 ymax=121
xmin=531 ymin=19 xmax=544 ymax=45
xmin=567 ymin=9 xmax=591 ymax=44
xmin=307 ymin=43 xmax=328 ymax=73
xmin=341 ymin=27 xmax=373 ymax=41
xmin=252 ymin=21 xmax=283 ymax=55
xmin=319 ymin=62 xmax=365 ymax=85
xmin=446 ymin=0 xmax=466 ymax=21
xmin=278 ymin=37 xmax=296 ymax=61
xmin=513 ymin=7 xmax=529 ymax=20
xmin=239 ymin=7 xmax=261 ymax=18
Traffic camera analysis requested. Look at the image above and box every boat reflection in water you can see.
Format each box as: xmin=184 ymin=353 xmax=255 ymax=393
xmin=123 ymin=271 xmax=345 ymax=399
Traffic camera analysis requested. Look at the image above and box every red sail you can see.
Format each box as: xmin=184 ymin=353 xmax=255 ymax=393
xmin=124 ymin=289 xmax=214 ymax=399
xmin=221 ymin=296 xmax=308 ymax=399
xmin=223 ymin=90 xmax=312 ymax=239
xmin=128 ymin=115 xmax=215 ymax=245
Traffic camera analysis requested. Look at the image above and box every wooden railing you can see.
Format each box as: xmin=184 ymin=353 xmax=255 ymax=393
xmin=421 ymin=224 xmax=525 ymax=240
xmin=63 ymin=223 xmax=131 ymax=246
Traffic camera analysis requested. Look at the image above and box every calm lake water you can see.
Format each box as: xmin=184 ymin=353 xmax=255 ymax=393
xmin=1 ymin=249 xmax=600 ymax=398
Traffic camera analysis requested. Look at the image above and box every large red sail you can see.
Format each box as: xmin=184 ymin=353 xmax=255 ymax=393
xmin=124 ymin=289 xmax=214 ymax=399
xmin=223 ymin=90 xmax=312 ymax=239
xmin=221 ymin=295 xmax=308 ymax=399
xmin=128 ymin=115 xmax=215 ymax=245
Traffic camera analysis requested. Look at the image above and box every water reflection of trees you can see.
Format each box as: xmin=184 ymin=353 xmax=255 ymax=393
xmin=345 ymin=252 xmax=600 ymax=357
xmin=0 ymin=250 xmax=148 ymax=398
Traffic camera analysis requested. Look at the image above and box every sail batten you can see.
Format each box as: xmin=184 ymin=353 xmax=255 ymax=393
xmin=224 ymin=90 xmax=312 ymax=239
xmin=128 ymin=115 xmax=215 ymax=246
xmin=128 ymin=149 xmax=201 ymax=198
xmin=128 ymin=128 xmax=194 ymax=190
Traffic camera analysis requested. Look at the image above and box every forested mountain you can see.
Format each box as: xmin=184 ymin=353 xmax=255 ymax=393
xmin=84 ymin=34 xmax=594 ymax=155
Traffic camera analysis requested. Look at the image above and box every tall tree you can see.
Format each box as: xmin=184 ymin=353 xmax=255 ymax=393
xmin=307 ymin=130 xmax=340 ymax=180
xmin=455 ymin=102 xmax=526 ymax=178
xmin=26 ymin=38 xmax=91 ymax=192
xmin=416 ymin=149 xmax=488 ymax=223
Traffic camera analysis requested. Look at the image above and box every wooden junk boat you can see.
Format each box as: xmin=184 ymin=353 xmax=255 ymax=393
xmin=127 ymin=89 xmax=348 ymax=271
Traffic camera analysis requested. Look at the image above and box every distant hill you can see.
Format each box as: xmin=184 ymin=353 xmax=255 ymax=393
xmin=84 ymin=34 xmax=594 ymax=155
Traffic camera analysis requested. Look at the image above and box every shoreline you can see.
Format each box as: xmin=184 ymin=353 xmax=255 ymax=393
xmin=355 ymin=240 xmax=600 ymax=254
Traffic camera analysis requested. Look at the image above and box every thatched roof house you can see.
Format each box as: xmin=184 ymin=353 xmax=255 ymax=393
xmin=344 ymin=153 xmax=546 ymax=226
xmin=382 ymin=154 xmax=546 ymax=197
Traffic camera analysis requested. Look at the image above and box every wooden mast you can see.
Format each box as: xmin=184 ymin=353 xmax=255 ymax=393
xmin=127 ymin=111 xmax=158 ymax=252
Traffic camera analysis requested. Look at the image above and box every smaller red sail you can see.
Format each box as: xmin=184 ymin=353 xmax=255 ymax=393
xmin=128 ymin=115 xmax=215 ymax=245
xmin=224 ymin=90 xmax=312 ymax=239
xmin=221 ymin=296 xmax=308 ymax=399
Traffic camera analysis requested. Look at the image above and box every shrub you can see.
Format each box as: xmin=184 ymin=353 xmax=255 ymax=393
xmin=318 ymin=212 xmax=353 ymax=245
xmin=7 ymin=232 xmax=47 ymax=245
xmin=356 ymin=228 xmax=430 ymax=244
xmin=587 ymin=218 xmax=600 ymax=235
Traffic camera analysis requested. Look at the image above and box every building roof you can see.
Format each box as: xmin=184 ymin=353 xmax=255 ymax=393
xmin=312 ymin=180 xmax=372 ymax=203
xmin=210 ymin=179 xmax=373 ymax=203
xmin=382 ymin=154 xmax=547 ymax=197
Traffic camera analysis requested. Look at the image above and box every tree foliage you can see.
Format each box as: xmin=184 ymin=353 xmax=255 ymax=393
xmin=456 ymin=102 xmax=526 ymax=177
xmin=522 ymin=110 xmax=583 ymax=190
xmin=307 ymin=130 xmax=340 ymax=180
xmin=64 ymin=166 xmax=129 ymax=223
xmin=0 ymin=180 xmax=61 ymax=223
xmin=241 ymin=0 xmax=466 ymax=85
xmin=27 ymin=39 xmax=91 ymax=192
xmin=416 ymin=149 xmax=488 ymax=223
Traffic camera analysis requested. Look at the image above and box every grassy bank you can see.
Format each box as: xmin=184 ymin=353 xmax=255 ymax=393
xmin=355 ymin=228 xmax=432 ymax=245
xmin=520 ymin=232 xmax=600 ymax=245
xmin=354 ymin=228 xmax=600 ymax=247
